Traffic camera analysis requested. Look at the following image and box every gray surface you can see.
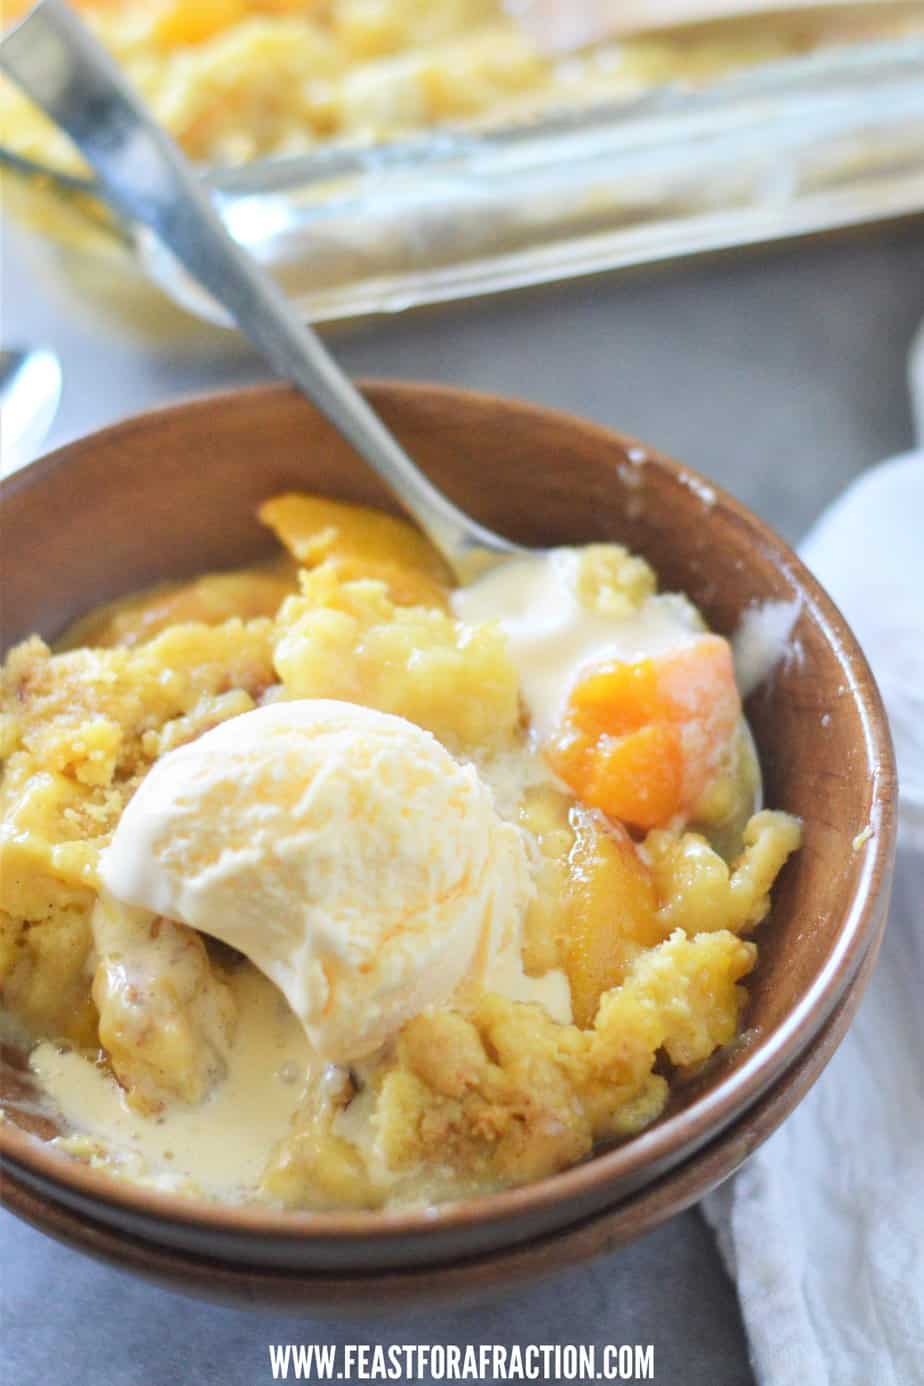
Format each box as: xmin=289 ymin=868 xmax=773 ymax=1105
xmin=2 ymin=218 xmax=922 ymax=1386
xmin=6 ymin=222 xmax=923 ymax=541
xmin=1 ymin=1206 xmax=751 ymax=1386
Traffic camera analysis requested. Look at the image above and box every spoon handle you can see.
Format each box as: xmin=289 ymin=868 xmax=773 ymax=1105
xmin=0 ymin=0 xmax=515 ymax=576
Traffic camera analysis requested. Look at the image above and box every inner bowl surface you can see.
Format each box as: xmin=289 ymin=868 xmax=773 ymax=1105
xmin=0 ymin=382 xmax=896 ymax=1272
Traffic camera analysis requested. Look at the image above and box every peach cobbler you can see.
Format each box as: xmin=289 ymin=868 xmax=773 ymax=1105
xmin=2 ymin=0 xmax=919 ymax=172
xmin=0 ymin=494 xmax=800 ymax=1207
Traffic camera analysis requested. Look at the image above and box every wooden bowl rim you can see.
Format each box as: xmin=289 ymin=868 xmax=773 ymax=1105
xmin=0 ymin=380 xmax=898 ymax=1249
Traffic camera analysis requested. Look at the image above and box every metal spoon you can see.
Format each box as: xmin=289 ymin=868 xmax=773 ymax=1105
xmin=0 ymin=346 xmax=62 ymax=477
xmin=0 ymin=0 xmax=518 ymax=582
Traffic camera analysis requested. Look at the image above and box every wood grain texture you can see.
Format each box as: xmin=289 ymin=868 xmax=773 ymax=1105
xmin=0 ymin=383 xmax=897 ymax=1289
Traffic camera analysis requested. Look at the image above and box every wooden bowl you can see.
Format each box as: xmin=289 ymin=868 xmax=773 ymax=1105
xmin=0 ymin=383 xmax=897 ymax=1291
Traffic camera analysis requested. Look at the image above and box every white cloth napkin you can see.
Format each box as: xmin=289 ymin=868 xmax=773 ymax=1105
xmin=703 ymin=449 xmax=924 ymax=1386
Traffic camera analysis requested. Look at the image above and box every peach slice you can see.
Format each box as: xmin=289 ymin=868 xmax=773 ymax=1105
xmin=259 ymin=492 xmax=452 ymax=609
xmin=549 ymin=636 xmax=741 ymax=831
xmin=564 ymin=808 xmax=664 ymax=1029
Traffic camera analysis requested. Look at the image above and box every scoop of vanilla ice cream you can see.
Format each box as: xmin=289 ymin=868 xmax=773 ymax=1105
xmin=100 ymin=700 xmax=533 ymax=1063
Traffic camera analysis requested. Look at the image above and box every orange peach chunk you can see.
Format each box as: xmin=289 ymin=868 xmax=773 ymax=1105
xmin=259 ymin=492 xmax=451 ymax=609
xmin=154 ymin=0 xmax=248 ymax=47
xmin=584 ymin=724 xmax=684 ymax=829
xmin=658 ymin=637 xmax=741 ymax=808
xmin=563 ymin=808 xmax=665 ymax=1028
xmin=569 ymin=657 xmax=663 ymax=737
xmin=549 ymin=636 xmax=741 ymax=832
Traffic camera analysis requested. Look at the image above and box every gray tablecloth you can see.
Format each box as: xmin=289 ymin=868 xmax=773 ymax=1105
xmin=2 ymin=219 xmax=922 ymax=1386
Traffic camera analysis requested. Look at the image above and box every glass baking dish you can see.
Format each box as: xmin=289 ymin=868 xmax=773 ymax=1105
xmin=5 ymin=29 xmax=924 ymax=325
